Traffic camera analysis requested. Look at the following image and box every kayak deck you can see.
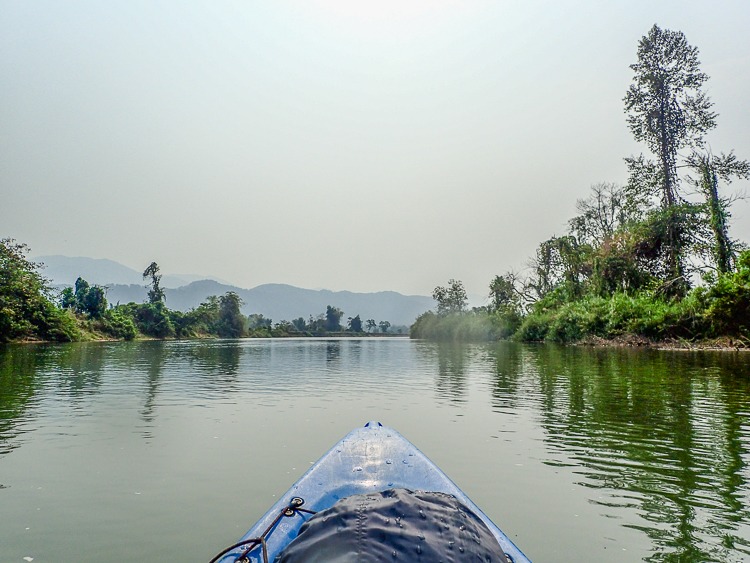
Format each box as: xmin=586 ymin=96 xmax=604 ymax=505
xmin=214 ymin=421 xmax=530 ymax=562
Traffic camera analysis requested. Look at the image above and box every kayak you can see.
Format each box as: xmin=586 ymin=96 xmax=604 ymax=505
xmin=210 ymin=421 xmax=531 ymax=562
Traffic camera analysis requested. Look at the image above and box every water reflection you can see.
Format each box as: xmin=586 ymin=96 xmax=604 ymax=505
xmin=185 ymin=340 xmax=242 ymax=377
xmin=1 ymin=339 xmax=749 ymax=562
xmin=325 ymin=341 xmax=341 ymax=366
xmin=0 ymin=346 xmax=41 ymax=455
xmin=416 ymin=342 xmax=470 ymax=403
xmin=485 ymin=344 xmax=750 ymax=562
xmin=139 ymin=341 xmax=167 ymax=432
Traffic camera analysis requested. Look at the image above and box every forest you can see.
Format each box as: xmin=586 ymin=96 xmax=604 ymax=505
xmin=411 ymin=25 xmax=750 ymax=346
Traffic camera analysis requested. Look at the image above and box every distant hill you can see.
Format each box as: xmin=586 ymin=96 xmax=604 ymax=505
xmin=36 ymin=255 xmax=434 ymax=326
xmin=35 ymin=255 xmax=230 ymax=288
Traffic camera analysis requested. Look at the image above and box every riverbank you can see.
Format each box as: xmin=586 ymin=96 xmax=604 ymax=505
xmin=576 ymin=334 xmax=750 ymax=351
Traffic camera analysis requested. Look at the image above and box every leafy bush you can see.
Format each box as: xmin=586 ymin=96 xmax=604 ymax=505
xmin=702 ymin=250 xmax=750 ymax=337
xmin=100 ymin=309 xmax=137 ymax=340
xmin=118 ymin=302 xmax=175 ymax=338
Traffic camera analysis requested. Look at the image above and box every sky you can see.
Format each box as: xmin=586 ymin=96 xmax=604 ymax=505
xmin=2 ymin=1 xmax=749 ymax=299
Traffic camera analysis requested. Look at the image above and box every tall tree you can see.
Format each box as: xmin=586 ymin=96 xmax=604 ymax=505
xmin=325 ymin=305 xmax=343 ymax=332
xmin=624 ymin=24 xmax=716 ymax=288
xmin=685 ymin=151 xmax=750 ymax=274
xmin=143 ymin=262 xmax=165 ymax=304
xmin=347 ymin=314 xmax=363 ymax=333
xmin=216 ymin=291 xmax=245 ymax=338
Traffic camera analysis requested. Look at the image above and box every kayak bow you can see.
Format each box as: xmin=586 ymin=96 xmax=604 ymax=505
xmin=212 ymin=421 xmax=531 ymax=562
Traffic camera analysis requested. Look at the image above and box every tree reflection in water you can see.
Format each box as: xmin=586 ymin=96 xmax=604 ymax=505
xmin=486 ymin=343 xmax=750 ymax=562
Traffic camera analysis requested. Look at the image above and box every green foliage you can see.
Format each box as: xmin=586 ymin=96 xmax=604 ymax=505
xmin=248 ymin=313 xmax=272 ymax=330
xmin=0 ymin=238 xmax=79 ymax=342
xmin=120 ymin=302 xmax=175 ymax=338
xmin=514 ymin=288 xmax=726 ymax=344
xmin=432 ymin=279 xmax=468 ymax=315
xmin=143 ymin=262 xmax=165 ymax=304
xmin=38 ymin=302 xmax=82 ymax=342
xmin=62 ymin=277 xmax=108 ymax=319
xmin=99 ymin=309 xmax=137 ymax=340
xmin=487 ymin=308 xmax=523 ymax=339
xmin=325 ymin=305 xmax=343 ymax=332
xmin=701 ymin=250 xmax=750 ymax=337
xmin=410 ymin=311 xmax=495 ymax=342
xmin=347 ymin=314 xmax=363 ymax=333
xmin=624 ymin=24 xmax=716 ymax=284
xmin=216 ymin=292 xmax=245 ymax=338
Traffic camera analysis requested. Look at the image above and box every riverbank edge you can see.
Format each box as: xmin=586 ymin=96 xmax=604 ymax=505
xmin=575 ymin=334 xmax=750 ymax=351
xmin=5 ymin=330 xmax=746 ymax=351
xmin=5 ymin=332 xmax=411 ymax=345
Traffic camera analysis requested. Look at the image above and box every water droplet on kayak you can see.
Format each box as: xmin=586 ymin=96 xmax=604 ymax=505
xmin=448 ymin=541 xmax=455 ymax=549
xmin=385 ymin=459 xmax=393 ymax=464
xmin=353 ymin=466 xmax=363 ymax=472
xmin=416 ymin=545 xmax=422 ymax=554
xmin=459 ymin=546 xmax=465 ymax=553
xmin=419 ymin=510 xmax=426 ymax=519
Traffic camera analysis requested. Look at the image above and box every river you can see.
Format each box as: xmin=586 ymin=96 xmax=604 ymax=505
xmin=1 ymin=338 xmax=749 ymax=562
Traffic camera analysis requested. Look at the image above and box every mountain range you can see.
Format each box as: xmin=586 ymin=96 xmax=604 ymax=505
xmin=35 ymin=255 xmax=434 ymax=327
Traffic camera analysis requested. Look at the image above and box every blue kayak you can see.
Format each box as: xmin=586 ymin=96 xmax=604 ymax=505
xmin=211 ymin=422 xmax=531 ymax=562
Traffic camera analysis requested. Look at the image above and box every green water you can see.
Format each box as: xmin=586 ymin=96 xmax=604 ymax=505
xmin=1 ymin=338 xmax=749 ymax=562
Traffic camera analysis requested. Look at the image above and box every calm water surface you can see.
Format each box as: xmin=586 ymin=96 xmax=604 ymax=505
xmin=1 ymin=338 xmax=749 ymax=562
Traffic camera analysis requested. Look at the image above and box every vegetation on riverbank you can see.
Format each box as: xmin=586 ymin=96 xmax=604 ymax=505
xmin=412 ymin=25 xmax=750 ymax=346
xmin=0 ymin=243 xmax=399 ymax=344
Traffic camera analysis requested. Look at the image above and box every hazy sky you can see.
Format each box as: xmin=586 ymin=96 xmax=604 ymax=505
xmin=2 ymin=1 xmax=749 ymax=298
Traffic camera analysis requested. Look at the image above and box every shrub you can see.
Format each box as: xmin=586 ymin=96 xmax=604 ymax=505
xmin=100 ymin=309 xmax=137 ymax=340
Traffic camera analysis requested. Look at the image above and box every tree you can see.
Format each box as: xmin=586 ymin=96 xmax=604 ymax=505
xmin=366 ymin=319 xmax=377 ymax=333
xmin=216 ymin=291 xmax=245 ymax=338
xmin=325 ymin=305 xmax=343 ymax=332
xmin=526 ymin=237 xmax=591 ymax=301
xmin=0 ymin=238 xmax=78 ymax=342
xmin=432 ymin=279 xmax=468 ymax=315
xmin=489 ymin=273 xmax=522 ymax=314
xmin=143 ymin=262 xmax=165 ymax=304
xmin=63 ymin=277 xmax=107 ymax=319
xmin=685 ymin=150 xmax=750 ymax=274
xmin=248 ymin=313 xmax=272 ymax=329
xmin=569 ymin=183 xmax=641 ymax=247
xmin=347 ymin=314 xmax=363 ymax=333
xmin=624 ymin=24 xmax=716 ymax=289
xmin=379 ymin=320 xmax=391 ymax=334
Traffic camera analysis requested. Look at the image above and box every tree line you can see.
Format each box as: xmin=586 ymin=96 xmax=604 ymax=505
xmin=0 ymin=250 xmax=396 ymax=343
xmin=412 ymin=25 xmax=750 ymax=344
